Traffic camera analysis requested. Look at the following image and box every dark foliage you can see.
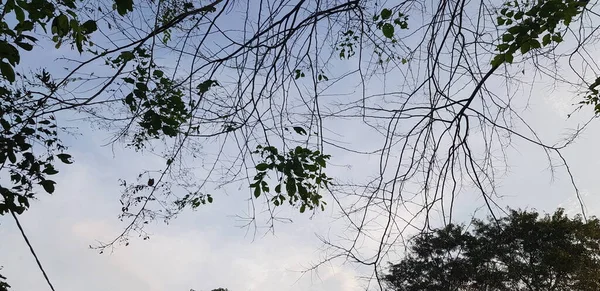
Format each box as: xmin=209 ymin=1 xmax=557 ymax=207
xmin=385 ymin=209 xmax=600 ymax=291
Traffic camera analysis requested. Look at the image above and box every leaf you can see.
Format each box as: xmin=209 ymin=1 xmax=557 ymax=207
xmin=520 ymin=41 xmax=531 ymax=54
xmin=502 ymin=33 xmax=514 ymax=42
xmin=115 ymin=0 xmax=134 ymax=15
xmin=18 ymin=195 xmax=30 ymax=208
xmin=497 ymin=43 xmax=510 ymax=52
xmin=382 ymin=23 xmax=395 ymax=39
xmin=1 ymin=62 xmax=15 ymax=83
xmin=147 ymin=178 xmax=154 ymax=186
xmin=119 ymin=51 xmax=135 ymax=62
xmin=14 ymin=5 xmax=25 ymax=23
xmin=298 ymin=184 xmax=308 ymax=197
xmin=300 ymin=204 xmax=306 ymax=213
xmin=162 ymin=125 xmax=178 ymax=136
xmin=15 ymin=41 xmax=33 ymax=51
xmin=286 ymin=178 xmax=297 ymax=196
xmin=381 ymin=8 xmax=393 ymax=20
xmin=256 ymin=163 xmax=269 ymax=171
xmin=81 ymin=20 xmax=98 ymax=34
xmin=0 ymin=118 xmax=10 ymax=131
xmin=53 ymin=14 xmax=70 ymax=36
xmin=40 ymin=180 xmax=56 ymax=194
xmin=505 ymin=53 xmax=514 ymax=64
xmin=292 ymin=126 xmax=307 ymax=135
xmin=254 ymin=185 xmax=261 ymax=198
xmin=197 ymin=79 xmax=218 ymax=94
xmin=153 ymin=70 xmax=164 ymax=78
xmin=135 ymin=82 xmax=148 ymax=91
xmin=491 ymin=54 xmax=505 ymax=67
xmin=552 ymin=34 xmax=563 ymax=43
xmin=542 ymin=34 xmax=552 ymax=46
xmin=56 ymin=153 xmax=73 ymax=164
xmin=7 ymin=148 xmax=16 ymax=163
xmin=43 ymin=165 xmax=59 ymax=175
xmin=207 ymin=195 xmax=213 ymax=203
xmin=514 ymin=11 xmax=524 ymax=20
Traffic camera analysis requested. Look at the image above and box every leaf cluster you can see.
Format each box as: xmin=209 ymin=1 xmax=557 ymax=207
xmin=0 ymin=71 xmax=72 ymax=215
xmin=251 ymin=137 xmax=332 ymax=213
xmin=492 ymin=0 xmax=585 ymax=67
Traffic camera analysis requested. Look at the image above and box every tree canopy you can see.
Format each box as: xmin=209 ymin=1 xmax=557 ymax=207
xmin=384 ymin=209 xmax=600 ymax=291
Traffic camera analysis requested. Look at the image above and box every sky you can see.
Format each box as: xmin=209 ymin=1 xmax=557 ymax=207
xmin=2 ymin=1 xmax=600 ymax=291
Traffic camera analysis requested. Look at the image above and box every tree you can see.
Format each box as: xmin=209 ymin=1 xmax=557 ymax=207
xmin=1 ymin=0 xmax=600 ymax=284
xmin=384 ymin=209 xmax=600 ymax=291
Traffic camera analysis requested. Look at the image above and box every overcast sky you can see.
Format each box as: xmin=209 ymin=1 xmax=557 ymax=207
xmin=2 ymin=2 xmax=600 ymax=291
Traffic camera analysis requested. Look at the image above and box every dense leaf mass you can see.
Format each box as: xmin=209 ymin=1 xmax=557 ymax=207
xmin=385 ymin=209 xmax=600 ymax=291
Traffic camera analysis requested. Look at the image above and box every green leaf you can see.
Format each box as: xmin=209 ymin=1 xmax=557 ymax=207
xmin=298 ymin=184 xmax=308 ymax=197
xmin=14 ymin=5 xmax=25 ymax=23
xmin=520 ymin=41 xmax=531 ymax=54
xmin=135 ymin=82 xmax=148 ymax=91
xmin=15 ymin=41 xmax=33 ymax=51
xmin=40 ymin=180 xmax=56 ymax=194
xmin=507 ymin=26 xmax=520 ymax=34
xmin=286 ymin=178 xmax=297 ymax=196
xmin=542 ymin=34 xmax=552 ymax=46
xmin=153 ymin=70 xmax=164 ymax=78
xmin=115 ymin=0 xmax=134 ymax=16
xmin=119 ymin=51 xmax=135 ymax=62
xmin=53 ymin=14 xmax=70 ymax=36
xmin=552 ymin=34 xmax=563 ymax=43
xmin=300 ymin=204 xmax=306 ymax=213
xmin=497 ymin=43 xmax=510 ymax=52
xmin=491 ymin=54 xmax=505 ymax=67
xmin=254 ymin=185 xmax=261 ymax=198
xmin=81 ymin=20 xmax=98 ymax=34
xmin=381 ymin=8 xmax=393 ymax=20
xmin=162 ymin=125 xmax=178 ymax=136
xmin=1 ymin=62 xmax=15 ymax=83
xmin=0 ymin=41 xmax=20 ymax=65
xmin=502 ymin=33 xmax=514 ymax=42
xmin=197 ymin=79 xmax=218 ymax=94
xmin=382 ymin=23 xmax=395 ymax=39
xmin=256 ymin=163 xmax=269 ymax=171
xmin=505 ymin=53 xmax=514 ymax=63
xmin=514 ymin=11 xmax=524 ymax=20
